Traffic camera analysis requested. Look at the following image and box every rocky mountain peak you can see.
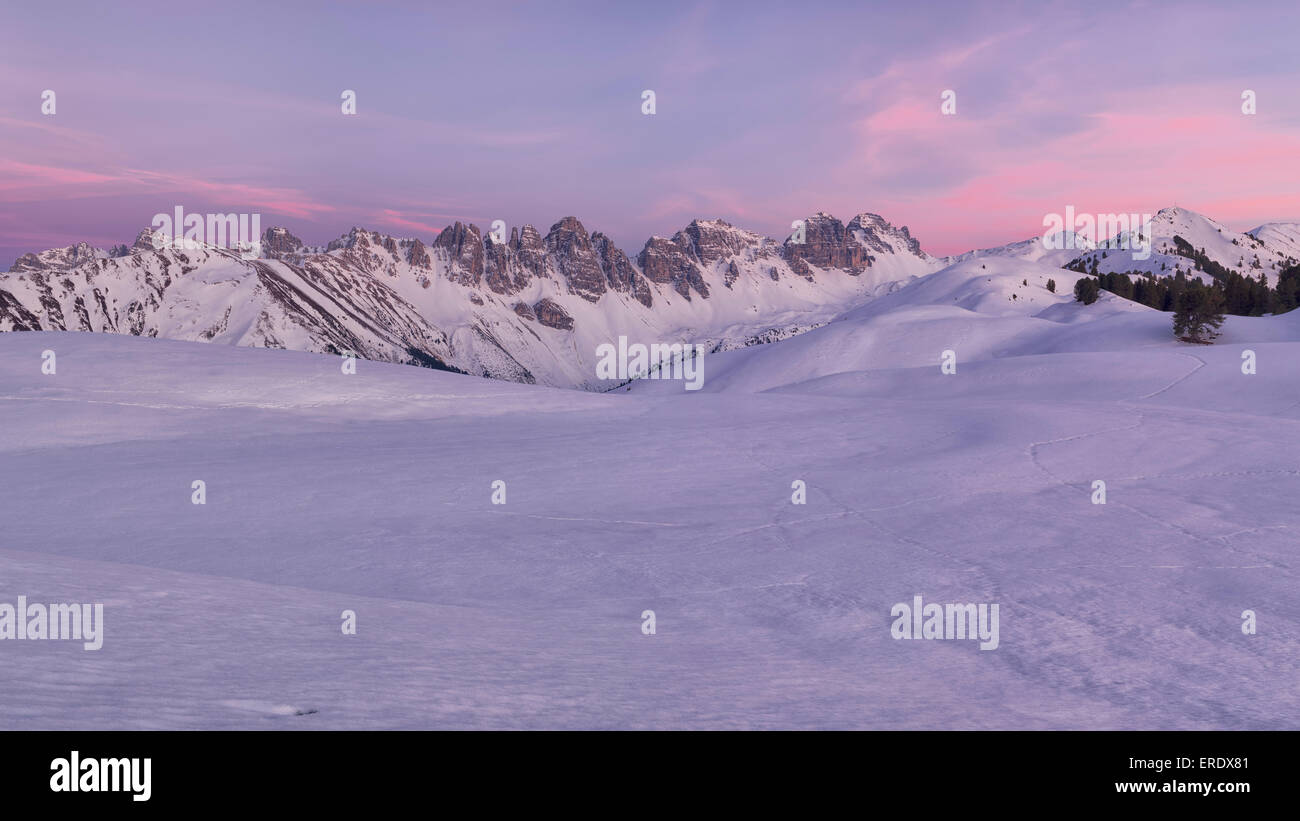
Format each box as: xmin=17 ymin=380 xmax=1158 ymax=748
xmin=637 ymin=236 xmax=710 ymax=300
xmin=432 ymin=222 xmax=485 ymax=286
xmin=783 ymin=212 xmax=868 ymax=272
xmin=847 ymin=212 xmax=927 ymax=258
xmin=404 ymin=237 xmax=432 ymax=269
xmin=544 ymin=217 xmax=593 ymax=250
xmin=544 ymin=217 xmax=606 ymax=303
xmin=8 ymin=240 xmax=103 ymax=273
xmin=510 ymin=224 xmax=545 ymax=252
xmin=261 ymin=226 xmax=305 ymax=260
xmin=326 ymin=226 xmax=379 ymax=252
xmin=672 ymin=218 xmax=760 ymax=267
xmin=132 ymin=228 xmax=160 ymax=252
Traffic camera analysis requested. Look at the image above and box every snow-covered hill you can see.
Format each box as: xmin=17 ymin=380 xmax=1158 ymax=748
xmin=630 ymin=250 xmax=1300 ymax=395
xmin=3 ymin=324 xmax=1297 ymax=729
xmin=1248 ymin=221 xmax=1300 ymax=265
xmin=941 ymin=230 xmax=1094 ymax=269
xmin=0 ymin=212 xmax=940 ymax=389
xmin=1069 ymin=206 xmax=1299 ymax=286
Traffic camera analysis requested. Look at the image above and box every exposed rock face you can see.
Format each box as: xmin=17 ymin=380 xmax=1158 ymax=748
xmin=592 ymin=232 xmax=652 ymax=307
xmin=9 ymin=254 xmax=49 ymax=274
xmin=512 ymin=301 xmax=536 ymax=321
xmin=432 ymin=222 xmax=484 ymax=286
xmin=544 ymin=217 xmax=606 ymax=303
xmin=405 ymin=238 xmax=432 ymax=269
xmin=637 ymin=237 xmax=710 ymax=300
xmin=636 ymin=237 xmax=689 ymax=285
xmin=9 ymin=241 xmax=101 ymax=274
xmin=533 ymin=297 xmax=573 ymax=330
xmin=511 ymin=225 xmax=548 ymax=281
xmin=783 ymin=212 xmax=869 ymax=272
xmin=325 ymin=227 xmax=369 ymax=253
xmin=261 ymin=227 xmax=304 ymax=260
xmin=483 ymin=224 xmax=546 ymax=295
xmin=847 ymin=213 xmax=925 ymax=257
xmin=672 ymin=219 xmax=757 ymax=266
xmin=321 ymin=227 xmax=420 ymax=277
xmin=0 ymin=289 xmax=41 ymax=330
xmin=483 ymin=237 xmax=513 ymax=295
xmin=629 ymin=219 xmax=760 ymax=300
xmin=132 ymin=228 xmax=159 ymax=253
xmin=787 ymin=255 xmax=814 ymax=281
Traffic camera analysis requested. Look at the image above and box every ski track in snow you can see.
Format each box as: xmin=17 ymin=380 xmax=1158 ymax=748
xmin=1134 ymin=352 xmax=1207 ymax=400
xmin=1028 ymin=351 xmax=1285 ymax=570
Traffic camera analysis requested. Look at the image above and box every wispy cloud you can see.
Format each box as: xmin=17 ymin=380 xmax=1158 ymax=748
xmin=0 ymin=161 xmax=337 ymax=219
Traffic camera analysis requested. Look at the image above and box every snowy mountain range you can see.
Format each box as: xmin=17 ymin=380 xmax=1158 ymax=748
xmin=0 ymin=212 xmax=936 ymax=389
xmin=2 ymin=206 xmax=1297 ymax=390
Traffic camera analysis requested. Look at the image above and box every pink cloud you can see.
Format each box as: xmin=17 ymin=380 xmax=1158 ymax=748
xmin=0 ymin=161 xmax=337 ymax=220
xmin=0 ymin=160 xmax=122 ymax=189
xmin=375 ymin=209 xmax=449 ymax=236
xmin=836 ymin=76 xmax=1300 ymax=253
xmin=122 ymin=170 xmax=338 ymax=219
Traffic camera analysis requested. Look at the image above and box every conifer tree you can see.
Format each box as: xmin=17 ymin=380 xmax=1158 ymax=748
xmin=1074 ymin=277 xmax=1100 ymax=305
xmin=1172 ymin=285 xmax=1226 ymax=343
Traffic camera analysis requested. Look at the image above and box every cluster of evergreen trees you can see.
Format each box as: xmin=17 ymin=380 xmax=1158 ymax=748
xmin=1066 ymin=234 xmax=1300 ymax=343
xmin=1074 ymin=276 xmax=1228 ymax=342
xmin=1066 ymin=228 xmax=1300 ymax=316
xmin=1070 ymin=264 xmax=1300 ymax=316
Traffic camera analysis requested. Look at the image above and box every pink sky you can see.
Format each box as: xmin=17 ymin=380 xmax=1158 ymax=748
xmin=2 ymin=0 xmax=1299 ymax=266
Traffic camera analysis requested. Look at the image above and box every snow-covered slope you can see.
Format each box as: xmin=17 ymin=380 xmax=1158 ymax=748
xmin=0 ymin=212 xmax=940 ymax=390
xmin=1248 ymin=221 xmax=1300 ymax=266
xmin=3 ymin=327 xmax=1298 ymax=729
xmin=1070 ymin=206 xmax=1298 ymax=286
xmin=942 ymin=230 xmax=1093 ymax=269
xmin=635 ymin=256 xmax=1120 ymax=394
xmin=0 ymin=236 xmax=463 ymax=374
xmin=631 ymin=251 xmax=1300 ymax=396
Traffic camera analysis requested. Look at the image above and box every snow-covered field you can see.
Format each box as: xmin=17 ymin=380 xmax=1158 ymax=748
xmin=2 ymin=260 xmax=1298 ymax=728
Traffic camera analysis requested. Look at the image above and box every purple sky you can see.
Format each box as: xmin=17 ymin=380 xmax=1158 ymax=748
xmin=3 ymin=0 xmax=1300 ymax=268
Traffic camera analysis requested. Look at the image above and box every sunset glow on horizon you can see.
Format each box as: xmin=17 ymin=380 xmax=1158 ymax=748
xmin=3 ymin=0 xmax=1299 ymax=267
